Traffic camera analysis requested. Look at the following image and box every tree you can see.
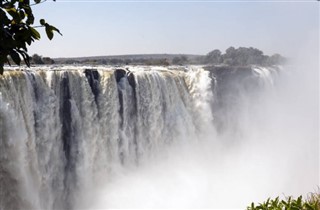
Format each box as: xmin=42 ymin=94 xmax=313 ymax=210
xmin=204 ymin=47 xmax=285 ymax=66
xmin=222 ymin=47 xmax=237 ymax=65
xmin=42 ymin=56 xmax=54 ymax=64
xmin=0 ymin=0 xmax=62 ymax=74
xmin=267 ymin=53 xmax=286 ymax=65
xmin=205 ymin=49 xmax=222 ymax=64
xmin=31 ymin=53 xmax=43 ymax=64
xmin=172 ymin=55 xmax=188 ymax=65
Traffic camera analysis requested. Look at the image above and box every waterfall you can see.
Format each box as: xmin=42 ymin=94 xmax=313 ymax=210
xmin=2 ymin=65 xmax=310 ymax=209
xmin=0 ymin=66 xmax=221 ymax=209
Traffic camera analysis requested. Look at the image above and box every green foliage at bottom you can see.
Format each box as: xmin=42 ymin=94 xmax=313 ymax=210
xmin=247 ymin=193 xmax=320 ymax=210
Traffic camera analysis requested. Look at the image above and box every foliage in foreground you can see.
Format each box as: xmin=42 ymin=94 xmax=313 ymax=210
xmin=247 ymin=192 xmax=320 ymax=210
xmin=0 ymin=0 xmax=61 ymax=74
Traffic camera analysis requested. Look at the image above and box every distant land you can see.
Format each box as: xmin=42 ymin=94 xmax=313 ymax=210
xmin=54 ymin=54 xmax=201 ymax=62
xmin=53 ymin=54 xmax=203 ymax=66
xmin=30 ymin=47 xmax=286 ymax=66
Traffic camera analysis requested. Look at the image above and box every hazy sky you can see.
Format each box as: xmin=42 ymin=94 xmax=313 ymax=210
xmin=29 ymin=0 xmax=319 ymax=58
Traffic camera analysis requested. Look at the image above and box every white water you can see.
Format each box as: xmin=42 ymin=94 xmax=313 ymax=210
xmin=0 ymin=65 xmax=318 ymax=209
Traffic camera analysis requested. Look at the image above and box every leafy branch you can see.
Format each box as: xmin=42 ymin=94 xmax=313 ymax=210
xmin=0 ymin=0 xmax=61 ymax=74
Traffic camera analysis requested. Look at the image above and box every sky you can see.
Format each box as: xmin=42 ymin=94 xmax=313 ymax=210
xmin=29 ymin=0 xmax=319 ymax=58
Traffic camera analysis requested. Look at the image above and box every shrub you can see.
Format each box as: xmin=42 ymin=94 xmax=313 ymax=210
xmin=247 ymin=192 xmax=320 ymax=210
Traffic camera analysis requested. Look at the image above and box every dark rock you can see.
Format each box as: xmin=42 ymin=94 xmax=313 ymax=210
xmin=114 ymin=69 xmax=127 ymax=83
xmin=84 ymin=69 xmax=100 ymax=104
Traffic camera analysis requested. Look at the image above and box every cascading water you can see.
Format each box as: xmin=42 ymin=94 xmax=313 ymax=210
xmin=0 ymin=65 xmax=317 ymax=209
xmin=0 ymin=66 xmax=216 ymax=209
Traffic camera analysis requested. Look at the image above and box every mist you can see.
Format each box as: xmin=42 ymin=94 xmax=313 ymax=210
xmin=79 ymin=48 xmax=319 ymax=209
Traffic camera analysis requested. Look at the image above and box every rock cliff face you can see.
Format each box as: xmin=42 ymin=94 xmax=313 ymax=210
xmin=205 ymin=65 xmax=279 ymax=134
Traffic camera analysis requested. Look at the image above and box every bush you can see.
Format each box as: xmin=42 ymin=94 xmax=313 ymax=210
xmin=247 ymin=192 xmax=320 ymax=210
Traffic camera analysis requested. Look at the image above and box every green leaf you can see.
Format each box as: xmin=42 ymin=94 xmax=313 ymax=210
xmin=50 ymin=25 xmax=62 ymax=36
xmin=305 ymin=203 xmax=314 ymax=210
xmin=17 ymin=50 xmax=30 ymax=67
xmin=44 ymin=24 xmax=62 ymax=40
xmin=19 ymin=10 xmax=25 ymax=20
xmin=315 ymin=201 xmax=319 ymax=210
xmin=265 ymin=198 xmax=270 ymax=207
xmin=6 ymin=57 xmax=11 ymax=66
xmin=29 ymin=27 xmax=41 ymax=40
xmin=45 ymin=24 xmax=54 ymax=40
xmin=26 ymin=13 xmax=34 ymax=25
xmin=26 ymin=38 xmax=32 ymax=45
xmin=282 ymin=200 xmax=288 ymax=206
xmin=10 ymin=50 xmax=21 ymax=65
xmin=5 ymin=7 xmax=17 ymax=13
xmin=24 ymin=6 xmax=35 ymax=25
xmin=40 ymin=19 xmax=46 ymax=25
xmin=3 ymin=0 xmax=17 ymax=8
xmin=296 ymin=196 xmax=302 ymax=207
xmin=5 ymin=7 xmax=19 ymax=19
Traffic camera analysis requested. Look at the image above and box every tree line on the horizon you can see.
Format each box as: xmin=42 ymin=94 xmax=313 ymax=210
xmin=6 ymin=53 xmax=55 ymax=65
xmin=203 ymin=47 xmax=285 ymax=66
xmin=35 ymin=47 xmax=286 ymax=66
xmin=31 ymin=54 xmax=55 ymax=64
